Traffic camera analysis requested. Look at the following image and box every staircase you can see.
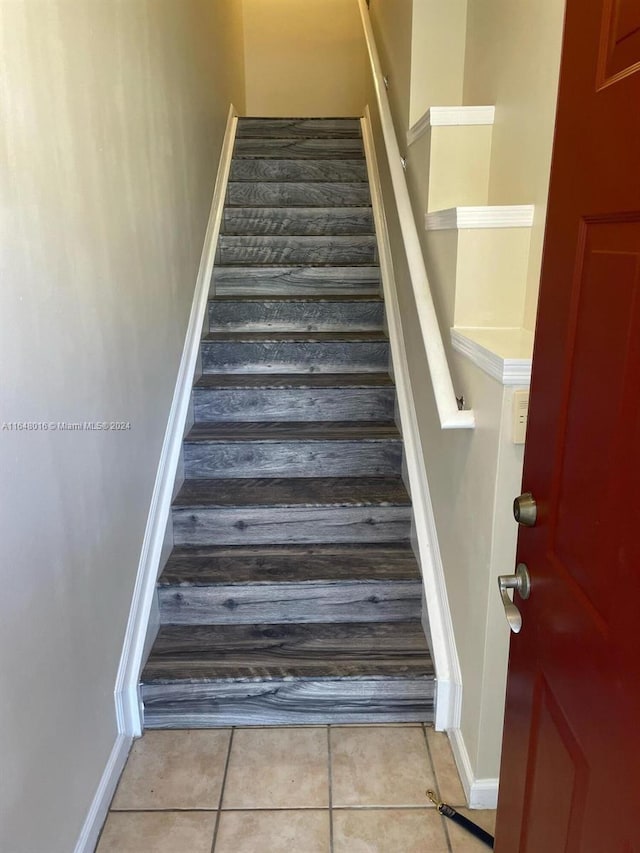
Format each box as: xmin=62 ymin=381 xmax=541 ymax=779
xmin=141 ymin=117 xmax=435 ymax=727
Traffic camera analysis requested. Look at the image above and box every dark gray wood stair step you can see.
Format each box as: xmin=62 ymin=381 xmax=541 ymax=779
xmin=234 ymin=138 xmax=364 ymax=159
xmin=182 ymin=422 xmax=402 ymax=479
xmin=171 ymin=477 xmax=411 ymax=546
xmin=227 ymin=181 xmax=371 ymax=207
xmin=174 ymin=476 xmax=409 ymax=508
xmin=141 ymin=622 xmax=433 ymax=726
xmin=160 ymin=543 xmax=420 ymax=585
xmin=221 ymin=206 xmax=374 ymax=236
xmin=209 ymin=295 xmax=383 ymax=333
xmin=158 ymin=544 xmax=421 ymax=625
xmin=192 ymin=373 xmax=396 ymax=423
xmin=217 ymin=235 xmax=377 ymax=266
xmin=200 ymin=330 xmax=389 ymax=374
xmin=236 ymin=118 xmax=362 ymax=137
xmin=212 ymin=264 xmax=381 ymax=296
xmin=229 ymin=159 xmax=368 ymax=182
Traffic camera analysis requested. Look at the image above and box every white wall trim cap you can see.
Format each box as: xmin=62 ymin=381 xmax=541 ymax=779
xmin=74 ymin=734 xmax=131 ymax=853
xmin=407 ymin=106 xmax=495 ymax=146
xmin=448 ymin=727 xmax=500 ymax=810
xmin=425 ymin=205 xmax=535 ymax=231
xmin=451 ymin=327 xmax=533 ymax=386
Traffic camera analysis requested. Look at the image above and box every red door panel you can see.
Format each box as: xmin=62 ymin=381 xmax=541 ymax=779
xmin=495 ymin=0 xmax=640 ymax=849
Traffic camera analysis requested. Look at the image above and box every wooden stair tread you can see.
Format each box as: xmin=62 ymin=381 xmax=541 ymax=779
xmin=141 ymin=621 xmax=432 ymax=682
xmin=203 ymin=330 xmax=387 ymax=343
xmin=159 ymin=543 xmax=420 ymax=586
xmin=185 ymin=422 xmax=400 ymax=442
xmin=173 ymin=477 xmax=410 ymax=508
xmin=193 ymin=373 xmax=394 ymax=389
xmin=210 ymin=294 xmax=382 ymax=303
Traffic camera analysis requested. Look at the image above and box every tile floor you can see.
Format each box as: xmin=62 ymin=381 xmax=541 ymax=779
xmin=98 ymin=724 xmax=496 ymax=852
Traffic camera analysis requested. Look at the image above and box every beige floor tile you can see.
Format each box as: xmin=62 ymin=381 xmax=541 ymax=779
xmin=333 ymin=808 xmax=449 ymax=853
xmin=446 ymin=809 xmax=496 ymax=852
xmin=425 ymin=728 xmax=466 ymax=805
xmin=222 ymin=727 xmax=329 ymax=809
xmin=111 ymin=729 xmax=230 ymax=810
xmin=97 ymin=811 xmax=216 ymax=853
xmin=330 ymin=726 xmax=436 ymax=807
xmin=215 ymin=809 xmax=330 ymax=853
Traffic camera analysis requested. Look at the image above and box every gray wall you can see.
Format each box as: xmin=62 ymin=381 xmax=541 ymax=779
xmin=0 ymin=1 xmax=243 ymax=850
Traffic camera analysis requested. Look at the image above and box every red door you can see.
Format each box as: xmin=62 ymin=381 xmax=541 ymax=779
xmin=495 ymin=1 xmax=640 ymax=850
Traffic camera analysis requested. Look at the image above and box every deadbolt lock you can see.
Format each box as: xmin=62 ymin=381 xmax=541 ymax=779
xmin=513 ymin=492 xmax=537 ymax=527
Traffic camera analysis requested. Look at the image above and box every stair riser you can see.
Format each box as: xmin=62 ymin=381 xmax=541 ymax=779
xmin=234 ymin=138 xmax=364 ymax=158
xmin=172 ymin=506 xmax=411 ymax=546
xmin=183 ymin=440 xmax=402 ymax=478
xmin=209 ymin=300 xmax=384 ymax=331
xmin=213 ymin=265 xmax=380 ymax=297
xmin=227 ymin=182 xmax=371 ymax=206
xmin=229 ymin=159 xmax=368 ymax=182
xmin=200 ymin=341 xmax=390 ymax=374
xmin=217 ymin=237 xmax=376 ymax=266
xmin=158 ymin=580 xmax=421 ymax=625
xmin=142 ymin=678 xmax=434 ymax=727
xmin=222 ymin=207 xmax=374 ymax=236
xmin=236 ymin=118 xmax=362 ymax=137
xmin=193 ymin=388 xmax=396 ymax=423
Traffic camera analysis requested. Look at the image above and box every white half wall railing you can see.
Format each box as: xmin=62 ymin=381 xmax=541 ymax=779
xmin=357 ymin=0 xmax=475 ymax=430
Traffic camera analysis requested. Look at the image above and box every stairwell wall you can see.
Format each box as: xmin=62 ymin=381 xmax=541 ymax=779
xmin=0 ymin=2 xmax=243 ymax=851
xmin=241 ymin=0 xmax=367 ymax=116
xmin=367 ymin=0 xmax=524 ymax=796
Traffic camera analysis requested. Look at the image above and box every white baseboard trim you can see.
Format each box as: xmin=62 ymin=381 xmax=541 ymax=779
xmin=113 ymin=104 xmax=238 ymax=737
xmin=448 ymin=727 xmax=499 ymax=809
xmin=74 ymin=734 xmax=131 ymax=853
xmin=361 ymin=109 xmax=462 ymax=733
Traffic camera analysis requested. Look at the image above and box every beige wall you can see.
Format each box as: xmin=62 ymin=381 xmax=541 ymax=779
xmin=409 ymin=0 xmax=467 ymax=125
xmin=242 ymin=0 xmax=367 ymax=116
xmin=464 ymin=0 xmax=565 ymax=329
xmin=0 ymin=2 xmax=243 ymax=850
xmin=370 ymin=0 xmax=413 ymax=137
xmin=369 ymin=0 xmax=562 ymax=780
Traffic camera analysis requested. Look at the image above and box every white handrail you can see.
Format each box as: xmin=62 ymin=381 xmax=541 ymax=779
xmin=357 ymin=0 xmax=475 ymax=429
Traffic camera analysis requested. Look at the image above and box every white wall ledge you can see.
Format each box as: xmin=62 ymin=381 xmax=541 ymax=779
xmin=425 ymin=205 xmax=535 ymax=231
xmin=451 ymin=327 xmax=533 ymax=385
xmin=407 ymin=105 xmax=495 ymax=146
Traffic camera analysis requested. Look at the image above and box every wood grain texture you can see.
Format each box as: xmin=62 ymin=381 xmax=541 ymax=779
xmin=208 ymin=297 xmax=384 ymax=332
xmin=200 ymin=337 xmax=390 ymax=374
xmin=173 ymin=476 xmax=410 ymax=508
xmin=217 ymin=234 xmax=377 ymax=265
xmin=142 ymin=678 xmax=434 ymax=727
xmin=226 ymin=181 xmax=371 ymax=207
xmin=171 ymin=505 xmax=411 ymax=546
xmin=158 ymin=579 xmax=421 ymax=625
xmin=212 ymin=264 xmax=381 ymax=296
xmin=233 ymin=138 xmax=364 ymax=158
xmin=142 ymin=621 xmax=432 ymax=680
xmin=236 ymin=118 xmax=362 ymax=137
xmin=183 ymin=438 xmax=402 ymax=479
xmin=159 ymin=543 xmax=420 ymax=585
xmin=229 ymin=159 xmax=368 ymax=182
xmin=192 ymin=383 xmax=395 ymax=423
xmin=221 ymin=206 xmax=374 ymax=236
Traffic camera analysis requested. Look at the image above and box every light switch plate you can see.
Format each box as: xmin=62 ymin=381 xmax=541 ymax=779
xmin=512 ymin=390 xmax=529 ymax=444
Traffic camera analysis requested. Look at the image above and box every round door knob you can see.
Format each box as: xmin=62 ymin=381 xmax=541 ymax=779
xmin=513 ymin=492 xmax=537 ymax=527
